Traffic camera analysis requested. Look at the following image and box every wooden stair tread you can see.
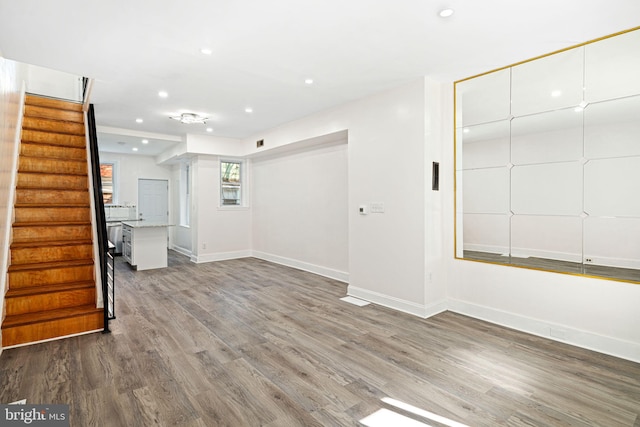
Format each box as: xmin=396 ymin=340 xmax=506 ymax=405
xmin=13 ymin=221 xmax=91 ymax=227
xmin=1 ymin=305 xmax=102 ymax=329
xmin=25 ymin=95 xmax=84 ymax=112
xmin=16 ymin=187 xmax=89 ymax=192
xmin=6 ymin=281 xmax=95 ymax=298
xmin=19 ymin=155 xmax=86 ymax=163
xmin=14 ymin=203 xmax=90 ymax=207
xmin=14 ymin=202 xmax=91 ymax=208
xmin=8 ymin=258 xmax=94 ymax=272
xmin=21 ymin=130 xmax=87 ymax=148
xmin=22 ymin=117 xmax=85 ymax=131
xmin=17 ymin=171 xmax=89 ymax=179
xmin=24 ymin=105 xmax=84 ymax=123
xmin=11 ymin=239 xmax=93 ymax=249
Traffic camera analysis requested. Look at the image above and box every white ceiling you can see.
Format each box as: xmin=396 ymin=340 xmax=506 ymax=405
xmin=1 ymin=0 xmax=639 ymax=155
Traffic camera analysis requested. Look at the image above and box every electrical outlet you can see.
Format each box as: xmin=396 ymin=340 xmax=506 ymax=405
xmin=585 ymin=258 xmax=592 ymax=263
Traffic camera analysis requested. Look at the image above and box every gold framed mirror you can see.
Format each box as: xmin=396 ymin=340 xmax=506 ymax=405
xmin=454 ymin=27 xmax=640 ymax=283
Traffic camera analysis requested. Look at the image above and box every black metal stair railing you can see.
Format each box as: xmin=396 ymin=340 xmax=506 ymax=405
xmin=86 ymin=103 xmax=115 ymax=333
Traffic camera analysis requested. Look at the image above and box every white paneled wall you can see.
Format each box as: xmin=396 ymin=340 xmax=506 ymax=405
xmin=0 ymin=58 xmax=26 ymax=354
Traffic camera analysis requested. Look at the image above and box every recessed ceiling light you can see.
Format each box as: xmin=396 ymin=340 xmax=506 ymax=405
xmin=132 ymin=147 xmax=139 ymax=152
xmin=142 ymin=139 xmax=149 ymax=144
xmin=206 ymin=127 xmax=213 ymax=133
xmin=574 ymin=106 xmax=584 ymax=113
xmin=439 ymin=8 xmax=454 ymax=18
xmin=135 ymin=118 xmax=143 ymax=123
xmin=463 ymin=128 xmax=470 ymax=133
xmin=304 ymin=78 xmax=314 ymax=85
xmin=158 ymin=91 xmax=168 ymax=98
xmin=200 ymin=48 xmax=213 ymax=55
xmin=551 ymin=90 xmax=562 ymax=97
xmin=245 ymin=107 xmax=253 ymax=113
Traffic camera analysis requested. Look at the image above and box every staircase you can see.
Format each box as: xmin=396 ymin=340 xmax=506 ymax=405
xmin=1 ymin=95 xmax=103 ymax=347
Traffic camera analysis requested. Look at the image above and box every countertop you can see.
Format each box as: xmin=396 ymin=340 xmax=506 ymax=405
xmin=122 ymin=220 xmax=174 ymax=228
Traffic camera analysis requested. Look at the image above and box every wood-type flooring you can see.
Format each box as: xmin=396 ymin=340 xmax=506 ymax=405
xmin=1 ymin=251 xmax=639 ymax=426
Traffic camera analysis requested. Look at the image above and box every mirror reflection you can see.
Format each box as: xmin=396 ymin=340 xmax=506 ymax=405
xmin=455 ymin=27 xmax=640 ymax=283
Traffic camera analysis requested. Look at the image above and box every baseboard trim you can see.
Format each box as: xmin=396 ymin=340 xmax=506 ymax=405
xmin=251 ymin=251 xmax=349 ymax=283
xmin=347 ymin=286 xmax=441 ymax=318
xmin=448 ymin=298 xmax=640 ymax=363
xmin=170 ymin=245 xmax=192 ymax=258
xmin=191 ymin=250 xmax=252 ymax=264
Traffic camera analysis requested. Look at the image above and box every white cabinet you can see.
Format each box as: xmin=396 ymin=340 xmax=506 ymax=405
xmin=122 ymin=222 xmax=169 ymax=270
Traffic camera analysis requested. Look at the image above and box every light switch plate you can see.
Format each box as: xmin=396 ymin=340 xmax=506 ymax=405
xmin=370 ymin=203 xmax=385 ymax=213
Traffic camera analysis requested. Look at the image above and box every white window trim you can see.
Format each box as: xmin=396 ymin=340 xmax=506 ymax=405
xmin=179 ymin=162 xmax=191 ymax=226
xmin=219 ymin=158 xmax=248 ymax=208
xmin=101 ymin=160 xmax=119 ymax=206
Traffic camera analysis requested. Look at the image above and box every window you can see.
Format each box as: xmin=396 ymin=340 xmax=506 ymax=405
xmin=179 ymin=163 xmax=191 ymax=226
xmin=100 ymin=162 xmax=116 ymax=204
xmin=220 ymin=160 xmax=242 ymax=206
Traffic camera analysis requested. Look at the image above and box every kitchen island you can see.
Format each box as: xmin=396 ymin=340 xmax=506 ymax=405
xmin=122 ymin=221 xmax=173 ymax=270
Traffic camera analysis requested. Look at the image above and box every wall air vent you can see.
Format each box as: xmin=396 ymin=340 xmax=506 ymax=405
xmin=256 ymin=139 xmax=264 ymax=148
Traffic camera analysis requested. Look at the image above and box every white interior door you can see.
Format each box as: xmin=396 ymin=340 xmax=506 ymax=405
xmin=138 ymin=179 xmax=168 ymax=222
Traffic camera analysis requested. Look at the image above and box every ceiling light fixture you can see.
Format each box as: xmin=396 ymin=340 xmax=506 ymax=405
xmin=245 ymin=107 xmax=253 ymax=113
xmin=169 ymin=112 xmax=209 ymax=124
xmin=200 ymin=48 xmax=213 ymax=55
xmin=132 ymin=147 xmax=139 ymax=151
xmin=135 ymin=118 xmax=143 ymax=123
xmin=142 ymin=139 xmax=149 ymax=144
xmin=158 ymin=91 xmax=168 ymax=98
xmin=551 ymin=90 xmax=562 ymax=97
xmin=206 ymin=127 xmax=213 ymax=133
xmin=305 ymin=78 xmax=314 ymax=85
xmin=439 ymin=8 xmax=454 ymax=18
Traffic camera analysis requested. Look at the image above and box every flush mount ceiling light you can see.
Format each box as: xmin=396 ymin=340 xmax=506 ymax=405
xmin=439 ymin=8 xmax=454 ymax=18
xmin=169 ymin=112 xmax=209 ymax=124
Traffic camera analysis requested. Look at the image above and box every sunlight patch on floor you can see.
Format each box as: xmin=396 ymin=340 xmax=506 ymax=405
xmin=360 ymin=408 xmax=432 ymax=427
xmin=360 ymin=397 xmax=470 ymax=427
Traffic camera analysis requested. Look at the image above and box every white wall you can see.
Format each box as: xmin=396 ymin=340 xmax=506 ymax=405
xmin=99 ymin=152 xmax=172 ymax=208
xmin=0 ymin=57 xmax=26 ymax=354
xmin=251 ymin=142 xmax=348 ymax=281
xmin=170 ymin=163 xmax=192 ymax=255
xmin=190 ymin=156 xmax=251 ymax=262
xmin=25 ymin=64 xmax=81 ymax=101
xmin=242 ymin=79 xmax=432 ymax=314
